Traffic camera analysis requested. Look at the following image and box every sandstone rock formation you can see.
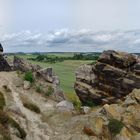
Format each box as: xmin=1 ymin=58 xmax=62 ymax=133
xmin=36 ymin=67 xmax=60 ymax=85
xmin=13 ymin=56 xmax=60 ymax=86
xmin=0 ymin=71 xmax=139 ymax=140
xmin=0 ymin=44 xmax=11 ymax=71
xmin=75 ymin=50 xmax=140 ymax=105
xmin=13 ymin=56 xmax=41 ymax=72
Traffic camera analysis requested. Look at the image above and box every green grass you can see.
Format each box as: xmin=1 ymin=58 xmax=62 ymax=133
xmin=29 ymin=60 xmax=93 ymax=94
xmin=11 ymin=54 xmax=93 ymax=94
xmin=108 ymin=119 xmax=124 ymax=135
xmin=24 ymin=71 xmax=34 ymax=83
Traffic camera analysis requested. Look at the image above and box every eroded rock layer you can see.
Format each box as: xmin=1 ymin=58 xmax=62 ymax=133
xmin=75 ymin=50 xmax=140 ymax=105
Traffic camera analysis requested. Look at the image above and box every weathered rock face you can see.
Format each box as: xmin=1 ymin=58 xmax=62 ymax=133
xmin=13 ymin=56 xmax=64 ymax=101
xmin=75 ymin=50 xmax=140 ymax=105
xmin=0 ymin=44 xmax=11 ymax=71
xmin=36 ymin=67 xmax=60 ymax=85
xmin=0 ymin=55 xmax=11 ymax=71
xmin=13 ymin=56 xmax=60 ymax=85
xmin=13 ymin=56 xmax=41 ymax=72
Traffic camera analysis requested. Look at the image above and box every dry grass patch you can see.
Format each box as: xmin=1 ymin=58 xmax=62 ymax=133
xmin=0 ymin=111 xmax=26 ymax=139
xmin=23 ymin=102 xmax=41 ymax=114
xmin=0 ymin=91 xmax=6 ymax=110
xmin=65 ymin=93 xmax=81 ymax=110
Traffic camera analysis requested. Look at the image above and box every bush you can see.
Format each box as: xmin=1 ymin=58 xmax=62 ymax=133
xmin=23 ymin=102 xmax=40 ymax=114
xmin=24 ymin=71 xmax=34 ymax=83
xmin=108 ymin=119 xmax=124 ymax=135
xmin=0 ymin=91 xmax=6 ymax=110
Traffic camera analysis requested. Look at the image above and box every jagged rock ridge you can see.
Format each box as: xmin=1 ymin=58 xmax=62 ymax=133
xmin=75 ymin=50 xmax=140 ymax=105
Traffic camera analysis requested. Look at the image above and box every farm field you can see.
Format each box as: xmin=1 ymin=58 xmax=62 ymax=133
xmin=12 ymin=53 xmax=93 ymax=94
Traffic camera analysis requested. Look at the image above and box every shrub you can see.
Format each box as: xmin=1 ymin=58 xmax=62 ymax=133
xmin=24 ymin=71 xmax=34 ymax=83
xmin=0 ymin=91 xmax=6 ymax=110
xmin=23 ymin=102 xmax=40 ymax=114
xmin=45 ymin=86 xmax=54 ymax=96
xmin=108 ymin=119 xmax=124 ymax=135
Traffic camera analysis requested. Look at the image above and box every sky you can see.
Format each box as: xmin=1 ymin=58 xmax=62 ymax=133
xmin=0 ymin=0 xmax=140 ymax=52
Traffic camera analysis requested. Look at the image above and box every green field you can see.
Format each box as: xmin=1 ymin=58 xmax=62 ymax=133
xmin=13 ymin=54 xmax=93 ymax=94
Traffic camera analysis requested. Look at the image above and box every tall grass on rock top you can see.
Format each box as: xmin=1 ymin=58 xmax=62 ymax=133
xmin=24 ymin=71 xmax=34 ymax=83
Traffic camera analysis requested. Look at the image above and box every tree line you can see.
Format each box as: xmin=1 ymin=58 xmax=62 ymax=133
xmin=28 ymin=53 xmax=100 ymax=63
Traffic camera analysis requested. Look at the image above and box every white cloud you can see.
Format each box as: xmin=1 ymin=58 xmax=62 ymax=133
xmin=94 ymin=34 xmax=112 ymax=42
xmin=1 ymin=29 xmax=140 ymax=53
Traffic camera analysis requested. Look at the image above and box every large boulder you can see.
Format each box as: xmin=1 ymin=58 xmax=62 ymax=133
xmin=75 ymin=50 xmax=140 ymax=105
xmin=0 ymin=43 xmax=11 ymax=71
xmin=13 ymin=56 xmax=41 ymax=72
xmin=0 ymin=55 xmax=11 ymax=71
xmin=36 ymin=68 xmax=60 ymax=85
xmin=56 ymin=100 xmax=74 ymax=112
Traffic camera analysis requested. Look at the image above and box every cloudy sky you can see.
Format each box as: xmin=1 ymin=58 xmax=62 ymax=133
xmin=0 ymin=0 xmax=140 ymax=52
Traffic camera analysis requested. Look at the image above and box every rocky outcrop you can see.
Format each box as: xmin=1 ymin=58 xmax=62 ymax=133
xmin=13 ymin=56 xmax=60 ymax=86
xmin=75 ymin=50 xmax=140 ymax=105
xmin=0 ymin=55 xmax=11 ymax=71
xmin=36 ymin=67 xmax=60 ymax=85
xmin=0 ymin=71 xmax=139 ymax=140
xmin=0 ymin=43 xmax=11 ymax=71
xmin=13 ymin=56 xmax=41 ymax=72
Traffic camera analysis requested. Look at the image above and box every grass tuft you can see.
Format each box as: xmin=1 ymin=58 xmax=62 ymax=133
xmin=45 ymin=86 xmax=54 ymax=97
xmin=66 ymin=93 xmax=81 ymax=110
xmin=108 ymin=119 xmax=124 ymax=135
xmin=24 ymin=71 xmax=34 ymax=83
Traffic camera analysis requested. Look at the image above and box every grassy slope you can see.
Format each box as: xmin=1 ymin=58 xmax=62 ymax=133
xmin=13 ymin=54 xmax=93 ymax=94
xmin=30 ymin=60 xmax=92 ymax=94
